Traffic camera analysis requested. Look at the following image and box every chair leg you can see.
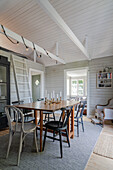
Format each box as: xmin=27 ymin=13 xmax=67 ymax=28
xmin=36 ymin=128 xmax=38 ymax=137
xmin=43 ymin=128 xmax=47 ymax=151
xmin=53 ymin=130 xmax=55 ymax=142
xmin=44 ymin=114 xmax=47 ymax=123
xmin=66 ymin=129 xmax=70 ymax=147
xmin=22 ymin=133 xmax=25 ymax=148
xmin=48 ymin=114 xmax=49 ymax=122
xmin=77 ymin=119 xmax=79 ymax=137
xmin=81 ymin=118 xmax=84 ymax=132
xmin=59 ymin=131 xmax=63 ymax=158
xmin=17 ymin=132 xmax=23 ymax=166
xmin=34 ymin=129 xmax=38 ymax=152
xmin=6 ymin=131 xmax=13 ymax=159
xmin=53 ymin=112 xmax=55 ymax=121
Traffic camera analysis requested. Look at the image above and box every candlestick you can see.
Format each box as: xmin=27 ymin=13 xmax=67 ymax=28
xmin=57 ymin=94 xmax=59 ymax=102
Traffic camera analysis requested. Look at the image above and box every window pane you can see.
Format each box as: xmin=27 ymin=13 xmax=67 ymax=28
xmin=67 ymin=79 xmax=69 ymax=96
xmin=71 ymin=80 xmax=77 ymax=95
xmin=79 ymin=84 xmax=83 ymax=90
xmin=78 ymin=79 xmax=83 ymax=84
xmin=78 ymin=90 xmax=83 ymax=96
xmin=78 ymin=79 xmax=84 ymax=96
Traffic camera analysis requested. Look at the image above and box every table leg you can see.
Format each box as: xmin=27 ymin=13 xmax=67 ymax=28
xmin=71 ymin=106 xmax=75 ymax=138
xmin=34 ymin=110 xmax=38 ymax=125
xmin=40 ymin=111 xmax=43 ymax=152
xmin=62 ymin=109 xmax=65 ymax=121
xmin=67 ymin=109 xmax=70 ymax=141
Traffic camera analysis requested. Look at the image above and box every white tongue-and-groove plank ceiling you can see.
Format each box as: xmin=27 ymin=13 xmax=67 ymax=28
xmin=0 ymin=0 xmax=113 ymax=66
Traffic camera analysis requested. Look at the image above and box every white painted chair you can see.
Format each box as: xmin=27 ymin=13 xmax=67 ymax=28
xmin=5 ymin=105 xmax=38 ymax=166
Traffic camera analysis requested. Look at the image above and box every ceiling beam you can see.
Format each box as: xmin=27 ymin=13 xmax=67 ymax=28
xmin=0 ymin=25 xmax=65 ymax=64
xmin=37 ymin=0 xmax=89 ymax=59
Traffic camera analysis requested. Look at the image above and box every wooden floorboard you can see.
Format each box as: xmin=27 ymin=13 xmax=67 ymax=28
xmin=85 ymin=123 xmax=113 ymax=170
xmin=85 ymin=153 xmax=113 ymax=170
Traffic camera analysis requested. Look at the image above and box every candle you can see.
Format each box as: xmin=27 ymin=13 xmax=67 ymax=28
xmin=53 ymin=90 xmax=55 ymax=99
xmin=51 ymin=92 xmax=53 ymax=99
xmin=47 ymin=94 xmax=49 ymax=100
xmin=60 ymin=91 xmax=62 ymax=101
xmin=60 ymin=91 xmax=62 ymax=97
xmin=45 ymin=90 xmax=47 ymax=97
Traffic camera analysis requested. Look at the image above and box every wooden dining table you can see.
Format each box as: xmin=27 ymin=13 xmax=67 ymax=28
xmin=15 ymin=100 xmax=79 ymax=152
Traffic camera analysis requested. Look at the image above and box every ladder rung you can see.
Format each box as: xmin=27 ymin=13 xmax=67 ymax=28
xmin=20 ymin=90 xmax=30 ymax=92
xmin=18 ymin=82 xmax=29 ymax=84
xmin=16 ymin=74 xmax=28 ymax=77
xmin=14 ymin=59 xmax=26 ymax=64
xmin=15 ymin=66 xmax=26 ymax=70
xmin=21 ymin=97 xmax=31 ymax=100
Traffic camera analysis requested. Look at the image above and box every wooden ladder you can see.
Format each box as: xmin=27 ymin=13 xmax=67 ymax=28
xmin=11 ymin=55 xmax=32 ymax=103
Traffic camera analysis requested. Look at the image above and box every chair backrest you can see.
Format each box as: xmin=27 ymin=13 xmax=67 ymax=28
xmin=108 ymin=98 xmax=113 ymax=106
xmin=59 ymin=106 xmax=73 ymax=127
xmin=80 ymin=101 xmax=87 ymax=117
xmin=5 ymin=106 xmax=24 ymax=132
xmin=12 ymin=100 xmax=24 ymax=105
xmin=37 ymin=98 xmax=44 ymax=101
xmin=75 ymin=102 xmax=81 ymax=117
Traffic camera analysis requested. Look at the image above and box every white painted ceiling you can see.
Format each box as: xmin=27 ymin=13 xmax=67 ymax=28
xmin=67 ymin=69 xmax=87 ymax=77
xmin=0 ymin=0 xmax=113 ymax=66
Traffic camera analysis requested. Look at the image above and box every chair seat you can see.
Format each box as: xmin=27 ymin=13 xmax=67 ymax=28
xmin=12 ymin=122 xmax=36 ymax=133
xmin=43 ymin=111 xmax=53 ymax=114
xmin=45 ymin=121 xmax=63 ymax=130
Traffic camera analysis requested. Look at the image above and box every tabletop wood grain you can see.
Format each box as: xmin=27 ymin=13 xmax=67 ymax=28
xmin=15 ymin=100 xmax=79 ymax=112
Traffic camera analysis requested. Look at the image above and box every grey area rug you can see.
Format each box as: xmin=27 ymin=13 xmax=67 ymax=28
xmin=0 ymin=121 xmax=101 ymax=170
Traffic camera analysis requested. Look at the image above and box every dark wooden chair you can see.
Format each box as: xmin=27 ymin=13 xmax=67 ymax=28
xmin=74 ymin=101 xmax=86 ymax=137
xmin=43 ymin=106 xmax=73 ymax=158
xmin=37 ymin=98 xmax=55 ymax=124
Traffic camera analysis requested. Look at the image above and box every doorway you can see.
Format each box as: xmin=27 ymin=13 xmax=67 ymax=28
xmin=32 ymin=74 xmax=40 ymax=102
xmin=29 ymin=68 xmax=44 ymax=102
xmin=64 ymin=67 xmax=89 ymax=116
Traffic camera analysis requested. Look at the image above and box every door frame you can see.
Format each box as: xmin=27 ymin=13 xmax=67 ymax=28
xmin=29 ymin=68 xmax=44 ymax=99
xmin=64 ymin=67 xmax=89 ymax=117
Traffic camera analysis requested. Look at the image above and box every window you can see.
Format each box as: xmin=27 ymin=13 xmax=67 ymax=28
xmin=71 ymin=79 xmax=84 ymax=96
xmin=67 ymin=78 xmax=70 ymax=96
xmin=71 ymin=80 xmax=77 ymax=95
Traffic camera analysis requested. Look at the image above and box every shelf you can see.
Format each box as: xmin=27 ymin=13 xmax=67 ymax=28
xmin=98 ymin=78 xmax=112 ymax=80
xmin=98 ymin=83 xmax=112 ymax=84
xmin=0 ymin=82 xmax=7 ymax=85
xmin=0 ymin=99 xmax=7 ymax=100
xmin=97 ymin=87 xmax=112 ymax=89
xmin=97 ymin=72 xmax=112 ymax=89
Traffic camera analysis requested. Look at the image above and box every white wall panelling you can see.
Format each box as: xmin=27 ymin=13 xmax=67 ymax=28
xmin=45 ymin=56 xmax=113 ymax=116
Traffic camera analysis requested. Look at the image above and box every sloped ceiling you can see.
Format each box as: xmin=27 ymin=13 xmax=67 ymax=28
xmin=0 ymin=0 xmax=113 ymax=66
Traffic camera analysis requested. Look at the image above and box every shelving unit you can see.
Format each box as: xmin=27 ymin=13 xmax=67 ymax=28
xmin=0 ymin=56 xmax=10 ymax=129
xmin=97 ymin=72 xmax=112 ymax=88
